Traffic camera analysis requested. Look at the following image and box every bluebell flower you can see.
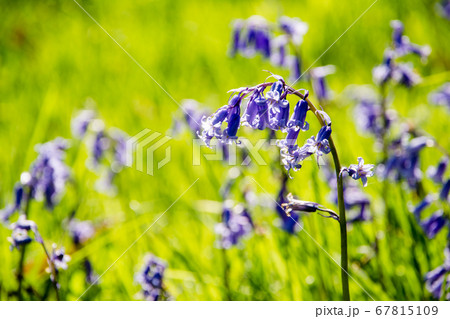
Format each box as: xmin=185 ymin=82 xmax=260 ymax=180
xmin=428 ymin=156 xmax=448 ymax=184
xmin=382 ymin=134 xmax=432 ymax=189
xmin=265 ymin=80 xmax=284 ymax=107
xmin=270 ymin=35 xmax=288 ymax=67
xmin=391 ymin=62 xmax=421 ymax=87
xmin=287 ymin=95 xmax=309 ymax=130
xmin=110 ymin=128 xmax=128 ymax=172
xmin=436 ymin=0 xmax=450 ymax=20
xmin=278 ymin=126 xmax=301 ymax=151
xmin=344 ymin=185 xmax=371 ymax=223
xmin=91 ymin=129 xmax=109 ymax=167
xmin=425 ymin=246 xmax=450 ymax=300
xmin=242 ymin=16 xmax=271 ymax=58
xmin=429 ymin=83 xmax=450 ymax=110
xmin=49 ymin=244 xmax=71 ymax=271
xmin=7 ymin=215 xmax=41 ymax=250
xmin=30 ymin=138 xmax=70 ymax=209
xmin=440 ymin=179 xmax=450 ymax=201
xmin=282 ymin=193 xmax=339 ymax=221
xmin=280 ymin=143 xmax=311 ymax=172
xmin=253 ymin=95 xmax=271 ymax=131
xmin=373 ymin=50 xmax=395 ymax=85
xmin=0 ymin=183 xmax=24 ymax=223
xmin=275 ymin=174 xmax=300 ymax=234
xmin=420 ymin=210 xmax=447 ymax=239
xmin=390 ymin=20 xmax=431 ymax=59
xmin=84 ymin=259 xmax=99 ymax=285
xmin=71 ymin=109 xmax=96 ymax=139
xmin=354 ymin=99 xmax=383 ymax=136
xmin=280 ymin=124 xmax=332 ymax=173
xmin=198 ymin=106 xmax=227 ymax=147
xmin=199 ymin=94 xmax=243 ymax=146
xmin=241 ymin=93 xmax=259 ymax=128
xmin=215 ymin=201 xmax=253 ymax=249
xmin=288 ymin=55 xmax=302 ymax=82
xmin=135 ymin=254 xmax=169 ymax=301
xmin=343 ymin=157 xmax=375 ymax=187
xmin=178 ymin=99 xmax=210 ymax=135
xmin=270 ymin=98 xmax=290 ymax=131
xmin=229 ymin=19 xmax=244 ymax=57
xmin=309 ymin=65 xmax=335 ymax=101
xmin=321 ymin=162 xmax=372 ymax=223
xmin=412 ymin=194 xmax=436 ymax=221
xmin=279 ymin=16 xmax=308 ymax=46
xmin=68 ymin=219 xmax=95 ymax=246
xmin=304 ymin=124 xmax=332 ymax=161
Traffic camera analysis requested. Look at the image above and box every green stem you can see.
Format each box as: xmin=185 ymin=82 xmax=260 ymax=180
xmin=287 ymin=86 xmax=350 ymax=301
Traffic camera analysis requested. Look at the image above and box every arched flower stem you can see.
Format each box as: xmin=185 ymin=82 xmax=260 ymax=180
xmin=232 ymin=80 xmax=350 ymax=300
xmin=286 ymin=85 xmax=350 ymax=301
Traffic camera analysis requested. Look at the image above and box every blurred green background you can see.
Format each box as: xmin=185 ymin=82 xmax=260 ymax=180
xmin=0 ymin=0 xmax=449 ymax=301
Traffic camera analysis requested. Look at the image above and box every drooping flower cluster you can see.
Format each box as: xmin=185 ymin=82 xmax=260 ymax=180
xmin=71 ymin=109 xmax=128 ymax=194
xmin=0 ymin=138 xmax=70 ymax=222
xmin=135 ymin=254 xmax=170 ymax=301
xmin=230 ymin=16 xmax=308 ymax=82
xmin=373 ymin=21 xmax=430 ymax=88
xmin=198 ymin=75 xmax=334 ymax=175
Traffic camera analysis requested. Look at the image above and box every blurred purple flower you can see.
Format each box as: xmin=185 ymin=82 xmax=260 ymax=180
xmin=390 ymin=20 xmax=431 ymax=59
xmin=436 ymin=0 xmax=450 ymax=19
xmin=382 ymin=134 xmax=432 ymax=189
xmin=279 ymin=16 xmax=308 ymax=46
xmin=425 ymin=246 xmax=450 ymax=300
xmin=427 ymin=156 xmax=448 ymax=184
xmin=135 ymin=254 xmax=169 ymax=301
xmin=420 ymin=210 xmax=447 ymax=239
xmin=0 ymin=183 xmax=24 ymax=223
xmin=309 ymin=65 xmax=335 ymax=101
xmin=7 ymin=215 xmax=40 ymax=250
xmin=412 ymin=194 xmax=435 ymax=221
xmin=68 ymin=219 xmax=95 ymax=245
xmin=71 ymin=109 xmax=96 ymax=139
xmin=215 ymin=201 xmax=253 ymax=249
xmin=440 ymin=179 xmax=450 ymax=201
xmin=429 ymin=83 xmax=450 ymax=110
xmin=275 ymin=175 xmax=300 ymax=234
xmin=30 ymin=138 xmax=70 ymax=209
xmin=50 ymin=244 xmax=71 ymax=271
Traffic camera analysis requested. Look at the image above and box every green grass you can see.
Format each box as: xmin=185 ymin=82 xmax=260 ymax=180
xmin=0 ymin=0 xmax=449 ymax=301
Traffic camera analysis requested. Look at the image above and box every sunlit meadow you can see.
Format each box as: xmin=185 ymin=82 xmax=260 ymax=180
xmin=1 ymin=0 xmax=449 ymax=301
